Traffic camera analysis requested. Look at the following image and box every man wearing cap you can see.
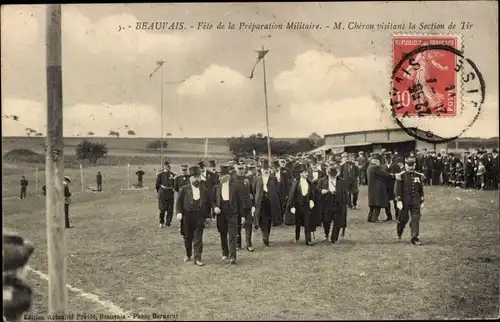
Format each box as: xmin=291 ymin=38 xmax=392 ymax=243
xmin=317 ymin=164 xmax=349 ymax=243
xmin=174 ymin=165 xmax=190 ymax=193
xmin=209 ymin=159 xmax=218 ymax=174
xmin=395 ymin=157 xmax=425 ymax=245
xmin=286 ymin=163 xmax=318 ymax=246
xmin=63 ymin=176 xmax=73 ymax=228
xmin=155 ymin=161 xmax=176 ymax=228
xmin=212 ymin=165 xmax=240 ymax=264
xmin=366 ymin=153 xmax=393 ymax=223
xmin=176 ymin=166 xmax=211 ymax=266
xmin=136 ymin=167 xmax=145 ymax=188
xmin=308 ymin=156 xmax=325 ymax=185
xmin=491 ymin=148 xmax=499 ymax=189
xmin=340 ymin=153 xmax=360 ymax=210
xmin=253 ymin=159 xmax=282 ymax=246
xmin=19 ymin=175 xmax=28 ymax=200
xmin=357 ymin=151 xmax=368 ymax=185
xmin=382 ymin=152 xmax=401 ymax=221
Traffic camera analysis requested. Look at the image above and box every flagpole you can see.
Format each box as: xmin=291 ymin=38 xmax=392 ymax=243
xmin=160 ymin=62 xmax=164 ymax=166
xmin=45 ymin=3 xmax=67 ymax=315
xmin=261 ymin=45 xmax=272 ymax=162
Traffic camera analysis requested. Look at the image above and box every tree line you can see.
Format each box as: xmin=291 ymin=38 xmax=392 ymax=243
xmin=226 ymin=133 xmax=324 ymax=157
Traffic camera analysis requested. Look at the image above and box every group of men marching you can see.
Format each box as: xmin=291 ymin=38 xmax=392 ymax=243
xmin=154 ymin=150 xmax=427 ymax=266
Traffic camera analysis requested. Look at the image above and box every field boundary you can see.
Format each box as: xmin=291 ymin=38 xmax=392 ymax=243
xmin=27 ymin=266 xmax=144 ymax=321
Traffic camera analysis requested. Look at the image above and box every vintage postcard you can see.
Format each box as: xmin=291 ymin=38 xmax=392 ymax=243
xmin=1 ymin=2 xmax=498 ymax=321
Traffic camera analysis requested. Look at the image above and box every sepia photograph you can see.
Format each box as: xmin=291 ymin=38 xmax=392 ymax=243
xmin=2 ymin=2 xmax=499 ymax=321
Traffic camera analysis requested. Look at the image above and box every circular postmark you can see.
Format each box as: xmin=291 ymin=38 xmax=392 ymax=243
xmin=390 ymin=43 xmax=486 ymax=144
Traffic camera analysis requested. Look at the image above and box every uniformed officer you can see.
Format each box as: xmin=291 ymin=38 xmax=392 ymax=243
xmin=174 ymin=165 xmax=190 ymax=192
xmin=155 ymin=161 xmax=176 ymax=228
xmin=395 ymin=157 xmax=425 ymax=245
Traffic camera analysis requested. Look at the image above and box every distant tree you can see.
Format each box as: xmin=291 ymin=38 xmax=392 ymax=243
xmin=166 ymin=133 xmax=172 ymax=136
xmin=127 ymin=130 xmax=136 ymax=136
xmin=88 ymin=131 xmax=95 ymax=136
xmin=35 ymin=133 xmax=43 ymax=137
xmin=75 ymin=140 xmax=108 ymax=165
xmin=308 ymin=132 xmax=324 ymax=147
xmin=146 ymin=140 xmax=168 ymax=150
xmin=108 ymin=130 xmax=120 ymax=138
xmin=295 ymin=138 xmax=316 ymax=152
xmin=25 ymin=128 xmax=37 ymax=136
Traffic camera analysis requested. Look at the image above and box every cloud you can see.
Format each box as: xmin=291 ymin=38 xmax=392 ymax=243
xmin=1 ymin=6 xmax=41 ymax=56
xmin=1 ymin=98 xmax=161 ymax=137
xmin=285 ymin=96 xmax=397 ymax=137
xmin=61 ymin=7 xmax=209 ymax=62
xmin=174 ymin=64 xmax=270 ymax=136
xmin=274 ymin=50 xmax=390 ymax=105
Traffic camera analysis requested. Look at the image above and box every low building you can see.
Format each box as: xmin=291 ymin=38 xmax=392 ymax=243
xmin=311 ymin=127 xmax=449 ymax=155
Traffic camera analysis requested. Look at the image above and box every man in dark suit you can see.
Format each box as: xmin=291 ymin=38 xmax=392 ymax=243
xmin=366 ymin=153 xmax=393 ymax=223
xmin=174 ymin=165 xmax=191 ymax=236
xmin=209 ymin=159 xmax=218 ymax=175
xmin=317 ymin=165 xmax=349 ymax=243
xmin=357 ymin=151 xmax=368 ymax=185
xmin=382 ymin=152 xmax=401 ymax=221
xmin=491 ymin=148 xmax=499 ymax=189
xmin=395 ymin=157 xmax=425 ymax=245
xmin=273 ymin=159 xmax=292 ymax=223
xmin=176 ymin=166 xmax=211 ymax=266
xmin=213 ymin=165 xmax=240 ymax=264
xmin=136 ymin=167 xmax=145 ymax=188
xmin=155 ymin=161 xmax=176 ymax=228
xmin=63 ymin=176 xmax=73 ymax=229
xmin=286 ymin=163 xmax=318 ymax=246
xmin=340 ymin=153 xmax=359 ymax=209
xmin=96 ymin=171 xmax=103 ymax=192
xmin=253 ymin=159 xmax=282 ymax=246
xmin=20 ymin=176 xmax=28 ymax=199
xmin=234 ymin=163 xmax=255 ymax=252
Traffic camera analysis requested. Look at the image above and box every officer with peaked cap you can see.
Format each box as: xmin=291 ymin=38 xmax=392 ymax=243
xmin=176 ymin=165 xmax=211 ymax=266
xmin=174 ymin=165 xmax=190 ymax=193
xmin=395 ymin=157 xmax=425 ymax=245
xmin=209 ymin=159 xmax=217 ymax=174
xmin=156 ymin=161 xmax=176 ymax=228
xmin=63 ymin=176 xmax=73 ymax=228
xmin=233 ymin=162 xmax=255 ymax=252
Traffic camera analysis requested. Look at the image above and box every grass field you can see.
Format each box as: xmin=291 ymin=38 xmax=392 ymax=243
xmin=2 ymin=163 xmax=499 ymax=320
xmin=2 ymin=136 xmax=231 ymax=155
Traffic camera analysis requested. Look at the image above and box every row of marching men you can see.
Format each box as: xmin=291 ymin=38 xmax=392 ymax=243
xmin=154 ymin=155 xmax=367 ymax=266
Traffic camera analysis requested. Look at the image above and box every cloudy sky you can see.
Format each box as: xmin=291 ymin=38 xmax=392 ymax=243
xmin=1 ymin=2 xmax=498 ymax=138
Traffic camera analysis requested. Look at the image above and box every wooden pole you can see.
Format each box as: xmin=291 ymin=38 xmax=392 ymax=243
xmin=204 ymin=138 xmax=208 ymax=158
xmin=35 ymin=164 xmax=39 ymax=197
xmin=261 ymin=45 xmax=272 ymax=162
xmin=45 ymin=3 xmax=67 ymax=315
xmin=160 ymin=63 xmax=164 ymax=166
xmin=127 ymin=163 xmax=130 ymax=189
xmin=79 ymin=163 xmax=84 ymax=192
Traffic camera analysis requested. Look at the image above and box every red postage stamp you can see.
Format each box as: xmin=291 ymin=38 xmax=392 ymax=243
xmin=391 ymin=35 xmax=460 ymax=117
